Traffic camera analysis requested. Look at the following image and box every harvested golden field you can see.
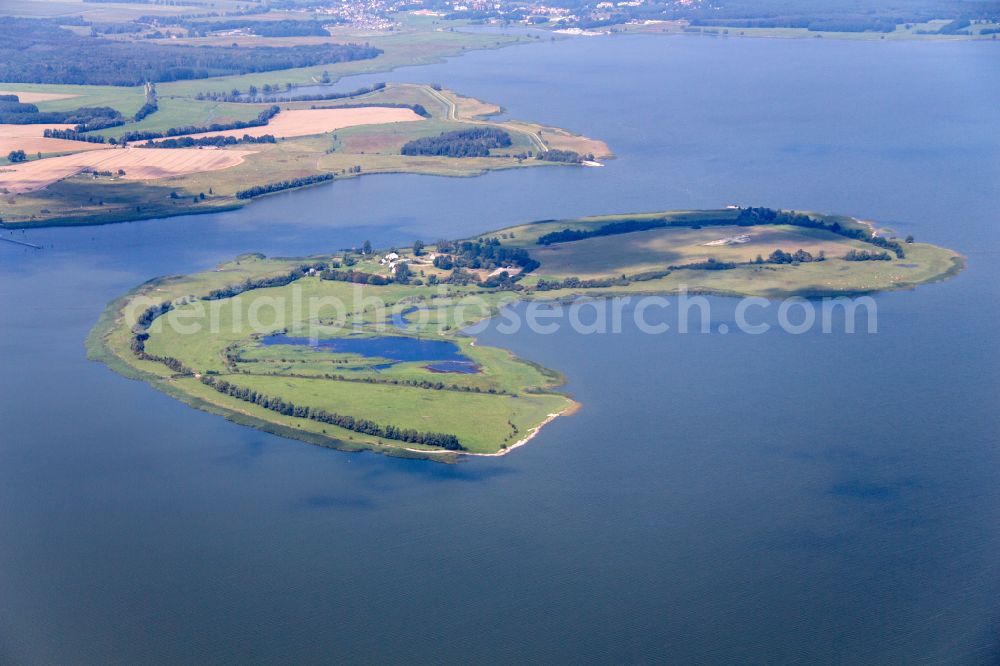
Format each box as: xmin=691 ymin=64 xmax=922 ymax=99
xmin=160 ymin=107 xmax=424 ymax=142
xmin=0 ymin=147 xmax=254 ymax=194
xmin=0 ymin=123 xmax=112 ymax=156
xmin=0 ymin=91 xmax=79 ymax=103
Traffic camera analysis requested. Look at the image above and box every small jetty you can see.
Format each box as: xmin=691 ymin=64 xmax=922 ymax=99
xmin=0 ymin=236 xmax=42 ymax=250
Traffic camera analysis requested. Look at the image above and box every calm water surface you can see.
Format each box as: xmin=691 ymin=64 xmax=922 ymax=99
xmin=261 ymin=333 xmax=477 ymax=372
xmin=1 ymin=36 xmax=998 ymax=664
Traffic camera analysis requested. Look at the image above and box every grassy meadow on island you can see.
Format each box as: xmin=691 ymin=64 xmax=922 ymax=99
xmin=89 ymin=207 xmax=963 ymax=459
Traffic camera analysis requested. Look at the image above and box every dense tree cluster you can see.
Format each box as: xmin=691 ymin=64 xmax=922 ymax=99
xmin=134 ymin=300 xmax=174 ymax=329
xmin=537 ymin=218 xmax=675 ymax=245
xmin=141 ymin=134 xmax=276 ymax=148
xmin=128 ymin=301 xmax=193 ymax=375
xmin=401 ymin=127 xmax=512 ymax=157
xmin=535 ymin=276 xmax=627 ymax=290
xmin=235 ymin=174 xmax=334 ymax=200
xmin=133 ymin=101 xmax=160 ymax=122
xmin=43 ymin=129 xmax=109 ymax=143
xmin=319 ymin=268 xmax=391 ymax=286
xmin=199 ymin=376 xmax=464 ymax=450
xmin=754 ymin=248 xmax=822 ymax=264
xmin=536 ymin=149 xmax=591 ymax=163
xmin=844 ymin=249 xmax=893 ymax=261
xmin=133 ymin=82 xmax=158 ymax=121
xmin=534 ymin=267 xmax=680 ymax=291
xmin=935 ymin=18 xmax=972 ymax=34
xmin=433 ymin=237 xmax=539 ymax=273
xmin=0 ymin=18 xmax=381 ymax=85
xmin=674 ymin=258 xmax=738 ymax=270
xmin=7 ymin=150 xmax=27 ymax=163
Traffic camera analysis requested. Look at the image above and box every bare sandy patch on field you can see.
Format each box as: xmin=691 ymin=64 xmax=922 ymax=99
xmin=0 ymin=91 xmax=80 ymax=103
xmin=0 ymin=147 xmax=254 ymax=194
xmin=0 ymin=123 xmax=112 ymax=156
xmin=158 ymin=107 xmax=424 ymax=142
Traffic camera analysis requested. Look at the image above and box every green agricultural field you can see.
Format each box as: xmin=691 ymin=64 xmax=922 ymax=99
xmin=89 ymin=208 xmax=962 ymax=460
xmin=0 ymin=82 xmax=145 ymax=115
xmin=90 ymin=98 xmax=267 ymax=138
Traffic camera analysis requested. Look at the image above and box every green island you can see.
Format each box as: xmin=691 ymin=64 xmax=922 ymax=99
xmin=88 ymin=207 xmax=964 ymax=461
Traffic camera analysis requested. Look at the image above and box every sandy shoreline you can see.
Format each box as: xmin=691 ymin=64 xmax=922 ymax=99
xmin=404 ymin=400 xmax=580 ymax=458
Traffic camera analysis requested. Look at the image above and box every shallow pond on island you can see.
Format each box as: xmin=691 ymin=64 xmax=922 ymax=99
xmin=261 ymin=333 xmax=479 ymax=373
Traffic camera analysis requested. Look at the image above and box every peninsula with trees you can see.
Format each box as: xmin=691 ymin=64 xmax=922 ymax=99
xmin=0 ymin=10 xmax=608 ymax=228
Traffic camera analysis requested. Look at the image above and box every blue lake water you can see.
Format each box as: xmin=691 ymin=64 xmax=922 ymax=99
xmin=0 ymin=35 xmax=998 ymax=664
xmin=424 ymin=360 xmax=479 ymax=374
xmin=261 ymin=332 xmax=477 ymax=372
